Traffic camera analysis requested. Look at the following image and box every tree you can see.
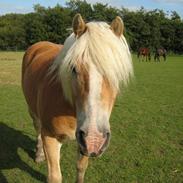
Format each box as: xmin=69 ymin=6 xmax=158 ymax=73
xmin=0 ymin=14 xmax=26 ymax=50
xmin=43 ymin=5 xmax=71 ymax=43
xmin=24 ymin=13 xmax=48 ymax=46
xmin=66 ymin=0 xmax=93 ymax=21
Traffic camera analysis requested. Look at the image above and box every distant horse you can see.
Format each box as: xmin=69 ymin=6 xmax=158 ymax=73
xmin=137 ymin=47 xmax=151 ymax=61
xmin=22 ymin=14 xmax=133 ymax=183
xmin=154 ymin=48 xmax=167 ymax=62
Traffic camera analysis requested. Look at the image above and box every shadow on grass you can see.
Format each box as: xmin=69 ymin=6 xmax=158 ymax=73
xmin=0 ymin=122 xmax=46 ymax=183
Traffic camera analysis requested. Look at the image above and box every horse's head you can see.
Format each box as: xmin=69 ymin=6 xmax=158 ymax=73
xmin=58 ymin=14 xmax=133 ymax=157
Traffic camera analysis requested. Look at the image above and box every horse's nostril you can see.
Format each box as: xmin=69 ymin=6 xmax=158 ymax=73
xmin=78 ymin=130 xmax=86 ymax=139
xmin=77 ymin=130 xmax=86 ymax=148
xmin=103 ymin=131 xmax=110 ymax=138
xmin=100 ymin=132 xmax=111 ymax=152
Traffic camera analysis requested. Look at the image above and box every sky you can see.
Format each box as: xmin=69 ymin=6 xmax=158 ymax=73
xmin=0 ymin=0 xmax=183 ymax=18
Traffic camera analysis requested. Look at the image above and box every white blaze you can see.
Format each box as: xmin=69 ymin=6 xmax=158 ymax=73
xmin=87 ymin=63 xmax=102 ymax=131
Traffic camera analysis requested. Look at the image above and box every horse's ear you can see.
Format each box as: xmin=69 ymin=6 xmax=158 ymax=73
xmin=72 ymin=14 xmax=86 ymax=37
xmin=111 ymin=16 xmax=124 ymax=37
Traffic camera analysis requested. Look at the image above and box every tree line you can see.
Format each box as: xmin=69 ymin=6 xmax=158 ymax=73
xmin=0 ymin=0 xmax=183 ymax=53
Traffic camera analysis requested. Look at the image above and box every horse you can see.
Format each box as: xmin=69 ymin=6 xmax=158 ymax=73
xmin=137 ymin=47 xmax=151 ymax=61
xmin=22 ymin=14 xmax=133 ymax=183
xmin=154 ymin=48 xmax=167 ymax=62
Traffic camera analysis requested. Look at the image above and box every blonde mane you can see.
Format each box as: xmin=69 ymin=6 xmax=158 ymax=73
xmin=51 ymin=22 xmax=133 ymax=104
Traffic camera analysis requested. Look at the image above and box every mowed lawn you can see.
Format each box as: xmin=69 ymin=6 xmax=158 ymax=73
xmin=0 ymin=51 xmax=183 ymax=183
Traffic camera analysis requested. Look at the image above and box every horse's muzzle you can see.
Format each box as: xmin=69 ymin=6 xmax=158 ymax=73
xmin=76 ymin=130 xmax=111 ymax=157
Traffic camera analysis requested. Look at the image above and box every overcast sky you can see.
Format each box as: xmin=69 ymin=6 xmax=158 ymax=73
xmin=0 ymin=0 xmax=183 ymax=17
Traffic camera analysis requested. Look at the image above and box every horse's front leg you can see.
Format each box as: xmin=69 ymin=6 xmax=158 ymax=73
xmin=76 ymin=152 xmax=89 ymax=183
xmin=42 ymin=131 xmax=62 ymax=183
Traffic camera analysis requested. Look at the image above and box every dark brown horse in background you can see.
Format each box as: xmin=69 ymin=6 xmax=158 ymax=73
xmin=154 ymin=48 xmax=167 ymax=62
xmin=137 ymin=47 xmax=151 ymax=61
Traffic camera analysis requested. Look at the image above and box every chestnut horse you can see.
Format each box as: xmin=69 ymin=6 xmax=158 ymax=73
xmin=137 ymin=47 xmax=151 ymax=61
xmin=22 ymin=14 xmax=133 ymax=183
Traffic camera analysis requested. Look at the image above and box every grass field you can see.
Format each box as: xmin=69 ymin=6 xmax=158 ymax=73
xmin=0 ymin=51 xmax=183 ymax=183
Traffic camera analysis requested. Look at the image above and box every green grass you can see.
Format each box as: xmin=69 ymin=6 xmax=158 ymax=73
xmin=0 ymin=52 xmax=183 ymax=183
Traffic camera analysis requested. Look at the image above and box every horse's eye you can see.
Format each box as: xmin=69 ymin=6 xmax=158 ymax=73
xmin=71 ymin=67 xmax=77 ymax=75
